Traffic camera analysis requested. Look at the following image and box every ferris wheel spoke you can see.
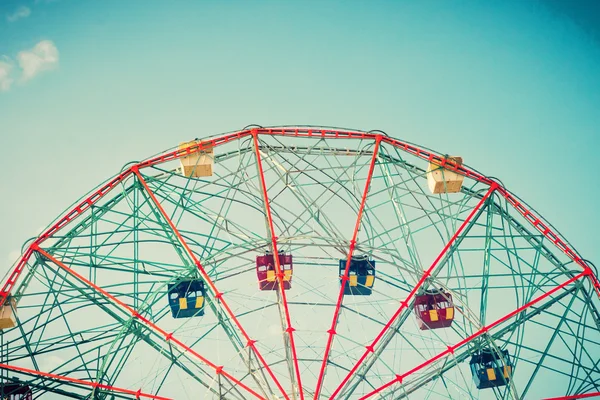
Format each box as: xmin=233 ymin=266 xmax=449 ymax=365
xmin=328 ymin=183 xmax=497 ymax=399
xmin=0 ymin=362 xmax=171 ymax=399
xmin=33 ymin=246 xmax=268 ymax=400
xmin=387 ymin=285 xmax=578 ymax=399
xmin=133 ymin=167 xmax=289 ymax=400
xmin=358 ymin=271 xmax=587 ymax=399
xmin=543 ymin=392 xmax=600 ymax=400
xmin=313 ymin=135 xmax=382 ymax=399
xmin=252 ymin=132 xmax=305 ymax=400
xmin=8 ymin=266 xmax=226 ymax=396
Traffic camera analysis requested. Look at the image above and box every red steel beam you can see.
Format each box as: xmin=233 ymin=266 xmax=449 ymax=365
xmin=329 ymin=183 xmax=498 ymax=399
xmin=34 ymin=246 xmax=265 ymax=400
xmin=313 ymin=135 xmax=382 ymax=400
xmin=544 ymin=392 xmax=600 ymax=399
xmin=494 ymin=186 xmax=599 ymax=296
xmin=0 ymin=363 xmax=172 ymax=399
xmin=251 ymin=131 xmax=305 ymax=400
xmin=0 ymin=169 xmax=134 ymax=303
xmin=133 ymin=168 xmax=289 ymax=400
xmin=357 ymin=271 xmax=588 ymax=399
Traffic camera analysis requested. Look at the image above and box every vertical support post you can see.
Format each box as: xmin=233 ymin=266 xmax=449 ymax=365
xmin=480 ymin=196 xmax=495 ymax=326
xmin=133 ymin=186 xmax=139 ymax=310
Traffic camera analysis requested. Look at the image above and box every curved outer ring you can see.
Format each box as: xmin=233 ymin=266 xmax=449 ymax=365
xmin=1 ymin=126 xmax=598 ymax=399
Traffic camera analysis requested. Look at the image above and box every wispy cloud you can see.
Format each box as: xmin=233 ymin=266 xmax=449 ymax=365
xmin=6 ymin=6 xmax=31 ymax=23
xmin=0 ymin=40 xmax=59 ymax=93
xmin=17 ymin=40 xmax=59 ymax=81
xmin=0 ymin=60 xmax=14 ymax=92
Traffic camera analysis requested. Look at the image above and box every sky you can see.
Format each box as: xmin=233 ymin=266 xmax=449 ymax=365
xmin=0 ymin=1 xmax=599 ymax=292
xmin=0 ymin=1 xmax=599 ymax=398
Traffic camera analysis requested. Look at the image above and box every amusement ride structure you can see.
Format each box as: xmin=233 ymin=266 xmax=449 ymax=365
xmin=0 ymin=126 xmax=598 ymax=399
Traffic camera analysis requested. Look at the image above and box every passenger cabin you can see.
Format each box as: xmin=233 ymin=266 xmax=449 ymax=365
xmin=339 ymin=255 xmax=376 ymax=296
xmin=0 ymin=384 xmax=32 ymax=400
xmin=179 ymin=141 xmax=214 ymax=178
xmin=470 ymin=348 xmax=513 ymax=389
xmin=427 ymin=156 xmax=464 ymax=194
xmin=167 ymin=280 xmax=205 ymax=318
xmin=256 ymin=252 xmax=293 ymax=291
xmin=0 ymin=296 xmax=17 ymax=331
xmin=414 ymin=288 xmax=454 ymax=330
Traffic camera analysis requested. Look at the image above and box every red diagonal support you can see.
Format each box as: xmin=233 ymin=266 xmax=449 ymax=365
xmin=329 ymin=182 xmax=498 ymax=399
xmin=543 ymin=392 xmax=600 ymax=400
xmin=0 ymin=169 xmax=134 ymax=304
xmin=0 ymin=132 xmax=250 ymax=307
xmin=313 ymin=135 xmax=382 ymax=400
xmin=252 ymin=131 xmax=305 ymax=400
xmin=133 ymin=168 xmax=289 ymax=400
xmin=34 ymin=246 xmax=265 ymax=400
xmin=495 ymin=186 xmax=600 ymax=299
xmin=0 ymin=363 xmax=171 ymax=399
xmin=357 ymin=271 xmax=587 ymax=399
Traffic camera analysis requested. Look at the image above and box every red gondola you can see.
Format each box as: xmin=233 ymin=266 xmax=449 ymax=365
xmin=413 ymin=288 xmax=454 ymax=330
xmin=0 ymin=384 xmax=32 ymax=400
xmin=256 ymin=251 xmax=292 ymax=291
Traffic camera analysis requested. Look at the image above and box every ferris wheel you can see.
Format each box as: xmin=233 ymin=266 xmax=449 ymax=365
xmin=0 ymin=126 xmax=598 ymax=399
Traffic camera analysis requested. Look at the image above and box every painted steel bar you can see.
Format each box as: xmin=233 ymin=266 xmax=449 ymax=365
xmin=328 ymin=183 xmax=498 ymax=399
xmin=34 ymin=246 xmax=265 ymax=400
xmin=357 ymin=271 xmax=588 ymax=400
xmin=313 ymin=135 xmax=382 ymax=400
xmin=543 ymin=392 xmax=600 ymax=400
xmin=133 ymin=167 xmax=289 ymax=400
xmin=251 ymin=131 xmax=305 ymax=400
xmin=136 ymin=130 xmax=253 ymax=171
xmin=0 ymin=362 xmax=172 ymax=400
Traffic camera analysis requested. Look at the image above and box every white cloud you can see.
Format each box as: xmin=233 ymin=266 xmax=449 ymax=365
xmin=0 ymin=61 xmax=13 ymax=91
xmin=6 ymin=6 xmax=31 ymax=22
xmin=0 ymin=40 xmax=59 ymax=93
xmin=17 ymin=40 xmax=59 ymax=81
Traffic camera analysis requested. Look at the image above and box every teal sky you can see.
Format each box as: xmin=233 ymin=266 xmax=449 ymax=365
xmin=0 ymin=0 xmax=599 ymax=275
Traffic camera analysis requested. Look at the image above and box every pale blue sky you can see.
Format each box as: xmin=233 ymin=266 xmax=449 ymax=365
xmin=0 ymin=0 xmax=599 ymax=274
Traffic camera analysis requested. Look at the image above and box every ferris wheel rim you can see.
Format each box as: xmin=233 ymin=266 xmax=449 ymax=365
xmin=0 ymin=126 xmax=598 ymax=400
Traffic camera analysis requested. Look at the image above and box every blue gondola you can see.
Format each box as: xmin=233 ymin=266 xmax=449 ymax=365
xmin=339 ymin=255 xmax=376 ymax=295
xmin=167 ymin=279 xmax=205 ymax=318
xmin=470 ymin=348 xmax=512 ymax=389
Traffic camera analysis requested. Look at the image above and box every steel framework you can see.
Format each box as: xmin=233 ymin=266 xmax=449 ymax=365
xmin=0 ymin=126 xmax=598 ymax=399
